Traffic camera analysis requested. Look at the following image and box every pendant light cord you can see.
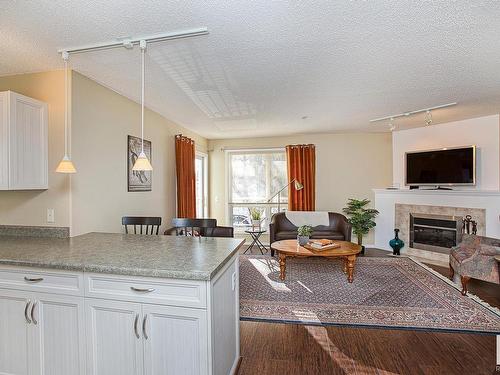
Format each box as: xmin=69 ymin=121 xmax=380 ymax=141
xmin=140 ymin=41 xmax=146 ymax=153
xmin=63 ymin=52 xmax=69 ymax=157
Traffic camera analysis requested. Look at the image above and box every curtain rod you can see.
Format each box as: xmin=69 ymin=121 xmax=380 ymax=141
xmin=220 ymin=146 xmax=285 ymax=152
xmin=58 ymin=28 xmax=209 ymax=55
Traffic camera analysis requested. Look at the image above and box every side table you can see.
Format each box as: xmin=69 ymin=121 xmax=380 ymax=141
xmin=244 ymin=229 xmax=268 ymax=255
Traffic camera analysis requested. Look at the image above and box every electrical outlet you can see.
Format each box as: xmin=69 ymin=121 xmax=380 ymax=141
xmin=47 ymin=208 xmax=55 ymax=223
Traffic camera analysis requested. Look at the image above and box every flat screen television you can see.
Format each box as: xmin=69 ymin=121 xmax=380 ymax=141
xmin=405 ymin=146 xmax=476 ymax=187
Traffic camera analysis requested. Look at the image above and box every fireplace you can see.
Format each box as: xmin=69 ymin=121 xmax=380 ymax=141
xmin=409 ymin=213 xmax=463 ymax=254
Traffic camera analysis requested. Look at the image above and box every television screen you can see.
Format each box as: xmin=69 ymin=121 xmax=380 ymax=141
xmin=406 ymin=146 xmax=475 ymax=186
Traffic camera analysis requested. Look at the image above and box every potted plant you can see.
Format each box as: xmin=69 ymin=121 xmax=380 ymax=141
xmin=342 ymin=198 xmax=379 ymax=253
xmin=297 ymin=225 xmax=313 ymax=246
xmin=249 ymin=207 xmax=263 ymax=229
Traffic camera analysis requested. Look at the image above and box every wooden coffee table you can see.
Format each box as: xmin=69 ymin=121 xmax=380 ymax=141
xmin=271 ymin=240 xmax=363 ymax=283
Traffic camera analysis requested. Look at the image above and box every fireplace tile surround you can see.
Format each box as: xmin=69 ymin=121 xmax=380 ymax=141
xmin=395 ymin=204 xmax=485 ymax=263
xmin=373 ymin=189 xmax=498 ymax=266
xmin=395 ymin=203 xmax=486 ymax=246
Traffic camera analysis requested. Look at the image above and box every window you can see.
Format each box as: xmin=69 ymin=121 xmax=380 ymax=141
xmin=195 ymin=152 xmax=208 ymax=218
xmin=228 ymin=149 xmax=288 ymax=230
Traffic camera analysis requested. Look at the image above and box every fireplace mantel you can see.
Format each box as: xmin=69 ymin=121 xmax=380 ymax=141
xmin=373 ymin=188 xmax=500 ymax=197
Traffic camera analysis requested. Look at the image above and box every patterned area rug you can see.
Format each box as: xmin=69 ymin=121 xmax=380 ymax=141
xmin=239 ymin=255 xmax=500 ymax=333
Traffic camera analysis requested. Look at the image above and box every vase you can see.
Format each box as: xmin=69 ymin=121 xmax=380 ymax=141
xmin=389 ymin=228 xmax=404 ymax=255
xmin=297 ymin=235 xmax=309 ymax=246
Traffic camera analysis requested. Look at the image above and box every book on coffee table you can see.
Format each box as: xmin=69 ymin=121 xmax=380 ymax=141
xmin=305 ymin=239 xmax=341 ymax=251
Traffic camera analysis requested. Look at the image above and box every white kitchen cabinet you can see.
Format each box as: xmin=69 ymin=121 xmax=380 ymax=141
xmin=0 ymin=290 xmax=31 ymax=375
xmin=30 ymin=294 xmax=85 ymax=375
xmin=85 ymin=299 xmax=144 ymax=375
xmin=0 ymin=289 xmax=84 ymax=375
xmin=86 ymin=300 xmax=208 ymax=375
xmin=0 ymin=253 xmax=240 ymax=375
xmin=0 ymin=91 xmax=48 ymax=190
xmin=143 ymin=305 xmax=208 ymax=375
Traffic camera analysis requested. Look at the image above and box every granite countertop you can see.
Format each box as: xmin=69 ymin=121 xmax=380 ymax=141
xmin=0 ymin=233 xmax=244 ymax=280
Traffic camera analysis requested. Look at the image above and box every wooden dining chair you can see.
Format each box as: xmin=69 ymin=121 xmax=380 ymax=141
xmin=170 ymin=218 xmax=217 ymax=237
xmin=122 ymin=216 xmax=162 ymax=235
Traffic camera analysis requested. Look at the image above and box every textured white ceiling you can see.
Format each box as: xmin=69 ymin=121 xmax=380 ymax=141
xmin=2 ymin=1 xmax=500 ymax=139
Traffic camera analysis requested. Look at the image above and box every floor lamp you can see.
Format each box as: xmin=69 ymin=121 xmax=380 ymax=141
xmin=267 ymin=179 xmax=304 ymax=212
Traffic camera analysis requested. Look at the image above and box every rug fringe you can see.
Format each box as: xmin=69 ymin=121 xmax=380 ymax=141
xmin=405 ymin=256 xmax=500 ymax=318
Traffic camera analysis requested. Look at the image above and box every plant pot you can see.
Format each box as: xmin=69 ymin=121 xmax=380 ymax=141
xmin=356 ymin=233 xmax=365 ymax=255
xmin=297 ymin=235 xmax=309 ymax=246
xmin=252 ymin=219 xmax=261 ymax=229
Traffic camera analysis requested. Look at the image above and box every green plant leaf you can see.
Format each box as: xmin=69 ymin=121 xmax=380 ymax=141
xmin=342 ymin=198 xmax=379 ymax=236
xmin=298 ymin=225 xmax=313 ymax=236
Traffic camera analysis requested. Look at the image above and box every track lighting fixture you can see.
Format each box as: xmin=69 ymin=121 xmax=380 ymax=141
xmin=57 ymin=28 xmax=209 ymax=173
xmin=369 ymin=102 xmax=456 ymax=124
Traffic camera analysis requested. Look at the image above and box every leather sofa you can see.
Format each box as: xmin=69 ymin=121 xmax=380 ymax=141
xmin=269 ymin=212 xmax=352 ymax=256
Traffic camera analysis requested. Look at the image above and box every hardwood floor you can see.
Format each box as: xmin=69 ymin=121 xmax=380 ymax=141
xmin=238 ymin=247 xmax=499 ymax=375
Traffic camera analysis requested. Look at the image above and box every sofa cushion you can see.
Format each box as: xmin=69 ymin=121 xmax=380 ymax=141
xmin=275 ymin=231 xmax=298 ymax=240
xmin=275 ymin=230 xmax=346 ymax=241
xmin=311 ymin=231 xmax=345 ymax=240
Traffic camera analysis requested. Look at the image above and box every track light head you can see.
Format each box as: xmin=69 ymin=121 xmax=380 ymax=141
xmin=122 ymin=40 xmax=134 ymax=49
xmin=425 ymin=110 xmax=433 ymax=126
xmin=389 ymin=118 xmax=396 ymax=132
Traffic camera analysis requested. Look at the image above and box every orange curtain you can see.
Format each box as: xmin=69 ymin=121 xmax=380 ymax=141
xmin=286 ymin=144 xmax=316 ymax=211
xmin=175 ymin=135 xmax=196 ymax=218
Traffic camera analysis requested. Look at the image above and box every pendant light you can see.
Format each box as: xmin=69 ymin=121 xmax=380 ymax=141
xmin=56 ymin=51 xmax=77 ymax=173
xmin=132 ymin=40 xmax=153 ymax=171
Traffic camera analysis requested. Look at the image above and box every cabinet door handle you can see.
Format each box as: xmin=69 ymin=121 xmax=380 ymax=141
xmin=24 ymin=277 xmax=44 ymax=283
xmin=30 ymin=301 xmax=38 ymax=325
xmin=133 ymin=314 xmax=140 ymax=339
xmin=142 ymin=314 xmax=148 ymax=340
xmin=24 ymin=300 xmax=32 ymax=324
xmin=130 ymin=286 xmax=155 ymax=293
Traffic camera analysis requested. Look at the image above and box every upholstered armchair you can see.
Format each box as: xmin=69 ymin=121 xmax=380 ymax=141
xmin=449 ymin=234 xmax=500 ymax=295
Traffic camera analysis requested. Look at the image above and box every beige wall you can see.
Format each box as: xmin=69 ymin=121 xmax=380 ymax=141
xmin=209 ymin=133 xmax=392 ymax=244
xmin=71 ymin=72 xmax=207 ymax=235
xmin=0 ymin=71 xmax=70 ymax=227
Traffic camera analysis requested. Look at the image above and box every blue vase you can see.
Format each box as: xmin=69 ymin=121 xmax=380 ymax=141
xmin=389 ymin=228 xmax=404 ymax=255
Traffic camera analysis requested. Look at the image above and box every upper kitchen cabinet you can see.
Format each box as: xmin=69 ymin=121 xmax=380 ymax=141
xmin=0 ymin=91 xmax=48 ymax=190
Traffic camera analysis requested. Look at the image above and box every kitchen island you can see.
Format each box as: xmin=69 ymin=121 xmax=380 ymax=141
xmin=0 ymin=232 xmax=244 ymax=375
